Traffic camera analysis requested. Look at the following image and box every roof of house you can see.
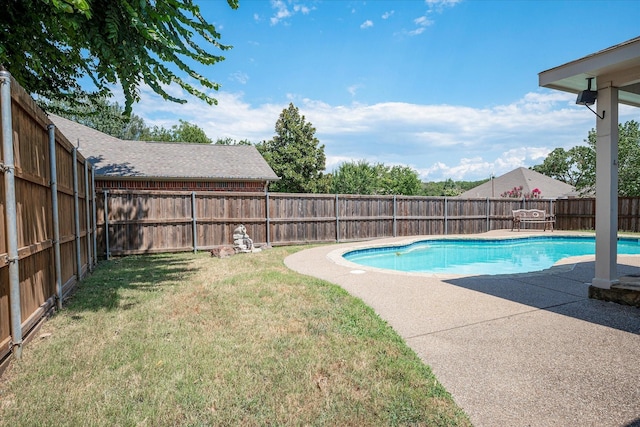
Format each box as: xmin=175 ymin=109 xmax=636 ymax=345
xmin=49 ymin=114 xmax=279 ymax=181
xmin=458 ymin=167 xmax=575 ymax=199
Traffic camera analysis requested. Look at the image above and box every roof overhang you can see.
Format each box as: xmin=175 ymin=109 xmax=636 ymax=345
xmin=539 ymin=37 xmax=640 ymax=107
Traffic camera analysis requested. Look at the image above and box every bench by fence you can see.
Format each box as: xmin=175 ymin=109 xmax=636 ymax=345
xmin=512 ymin=209 xmax=555 ymax=231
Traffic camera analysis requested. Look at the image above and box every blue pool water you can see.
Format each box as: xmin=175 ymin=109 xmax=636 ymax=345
xmin=343 ymin=236 xmax=640 ymax=275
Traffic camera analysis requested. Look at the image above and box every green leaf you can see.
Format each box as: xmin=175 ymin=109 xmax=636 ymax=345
xmin=1 ymin=0 xmax=237 ymax=115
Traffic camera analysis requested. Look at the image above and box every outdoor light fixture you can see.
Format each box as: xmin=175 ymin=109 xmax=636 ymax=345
xmin=576 ymin=77 xmax=605 ymax=119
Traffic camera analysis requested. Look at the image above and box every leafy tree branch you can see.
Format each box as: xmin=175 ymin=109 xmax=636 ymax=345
xmin=1 ymin=0 xmax=238 ymax=114
xmin=532 ymin=120 xmax=639 ymax=196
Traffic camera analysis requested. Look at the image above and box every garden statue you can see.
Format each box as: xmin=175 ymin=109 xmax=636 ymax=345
xmin=232 ymin=224 xmax=256 ymax=253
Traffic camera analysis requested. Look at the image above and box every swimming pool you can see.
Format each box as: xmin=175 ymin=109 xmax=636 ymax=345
xmin=343 ymin=236 xmax=640 ymax=275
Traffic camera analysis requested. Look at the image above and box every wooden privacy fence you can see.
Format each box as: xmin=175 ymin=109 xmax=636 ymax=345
xmin=0 ymin=72 xmax=97 ymax=370
xmin=97 ymin=191 xmax=640 ymax=257
xmin=97 ymin=190 xmax=557 ymax=256
xmin=555 ymin=197 xmax=640 ymax=232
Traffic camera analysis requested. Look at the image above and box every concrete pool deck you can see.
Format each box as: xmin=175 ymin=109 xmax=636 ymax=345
xmin=284 ymin=230 xmax=640 ymax=427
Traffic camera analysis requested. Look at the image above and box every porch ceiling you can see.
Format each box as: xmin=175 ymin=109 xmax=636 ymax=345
xmin=539 ymin=36 xmax=640 ymax=107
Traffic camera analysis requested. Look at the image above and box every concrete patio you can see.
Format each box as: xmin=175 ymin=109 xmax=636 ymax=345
xmin=284 ymin=230 xmax=640 ymax=427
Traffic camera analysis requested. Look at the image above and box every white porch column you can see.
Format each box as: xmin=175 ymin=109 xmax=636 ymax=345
xmin=592 ymin=83 xmax=619 ymax=289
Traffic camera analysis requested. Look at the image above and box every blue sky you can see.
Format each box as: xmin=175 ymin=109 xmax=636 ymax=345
xmin=127 ymin=0 xmax=640 ymax=182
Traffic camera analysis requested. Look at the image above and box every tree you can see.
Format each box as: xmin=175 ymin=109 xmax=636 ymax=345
xmin=531 ymin=148 xmax=572 ymax=183
xmin=567 ymin=145 xmax=595 ymax=193
xmin=331 ymin=160 xmax=381 ymax=194
xmin=139 ymin=120 xmax=211 ymax=143
xmin=140 ymin=126 xmax=174 ymax=142
xmin=0 ymin=0 xmax=238 ymax=114
xmin=172 ymin=120 xmax=211 ymax=144
xmin=53 ymin=97 xmax=212 ymax=143
xmin=331 ymin=160 xmax=422 ymax=195
xmin=441 ymin=178 xmax=462 ymax=197
xmin=383 ymin=165 xmax=422 ymax=195
xmin=215 ymin=137 xmax=253 ymax=145
xmin=48 ymin=96 xmax=147 ymax=140
xmin=257 ymin=103 xmax=330 ymax=193
xmin=614 ymin=120 xmax=640 ymax=196
xmin=531 ymin=146 xmax=592 ymax=189
xmin=421 ymin=178 xmax=489 ymax=197
xmin=533 ymin=120 xmax=639 ymax=196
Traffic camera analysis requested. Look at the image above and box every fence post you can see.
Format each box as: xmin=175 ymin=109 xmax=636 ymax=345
xmin=84 ymin=160 xmax=93 ymax=270
xmin=486 ymin=197 xmax=490 ymax=232
xmin=444 ymin=197 xmax=448 ymax=235
xmin=393 ymin=195 xmax=397 ymax=237
xmin=103 ymin=190 xmax=110 ymax=260
xmin=191 ymin=191 xmax=197 ymax=253
xmin=265 ymin=191 xmax=271 ymax=245
xmin=48 ymin=124 xmax=63 ymax=310
xmin=335 ymin=194 xmax=340 ymax=243
xmin=72 ymin=147 xmax=82 ymax=280
xmin=0 ymin=70 xmax=22 ymax=359
xmin=91 ymin=166 xmax=97 ymax=266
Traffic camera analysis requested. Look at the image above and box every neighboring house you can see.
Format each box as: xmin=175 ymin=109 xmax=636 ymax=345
xmin=49 ymin=114 xmax=279 ymax=192
xmin=458 ymin=167 xmax=575 ymax=199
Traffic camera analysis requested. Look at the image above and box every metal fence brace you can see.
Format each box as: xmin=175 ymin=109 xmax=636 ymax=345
xmin=1 ymin=70 xmax=22 ymax=359
xmin=48 ymin=124 xmax=63 ymax=310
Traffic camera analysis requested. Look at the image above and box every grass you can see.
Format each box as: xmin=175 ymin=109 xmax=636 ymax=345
xmin=0 ymin=247 xmax=471 ymax=426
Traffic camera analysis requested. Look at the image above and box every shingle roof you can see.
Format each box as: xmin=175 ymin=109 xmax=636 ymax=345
xmin=49 ymin=114 xmax=279 ymax=181
xmin=458 ymin=167 xmax=575 ymax=199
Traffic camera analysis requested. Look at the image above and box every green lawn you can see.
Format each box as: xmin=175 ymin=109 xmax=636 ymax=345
xmin=0 ymin=247 xmax=471 ymax=426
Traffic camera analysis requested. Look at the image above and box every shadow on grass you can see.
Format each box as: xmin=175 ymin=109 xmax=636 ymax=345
xmin=443 ymin=260 xmax=640 ymax=335
xmin=65 ymin=253 xmax=198 ymax=313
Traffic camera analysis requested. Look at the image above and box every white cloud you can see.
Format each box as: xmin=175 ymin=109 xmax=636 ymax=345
xmin=423 ymin=157 xmax=495 ymax=181
xmin=128 ymin=84 xmax=638 ymax=182
xmin=270 ymin=0 xmax=292 ymax=25
xmin=293 ymin=4 xmax=311 ymax=14
xmin=270 ymin=0 xmax=313 ymax=25
xmin=405 ymin=0 xmax=459 ymax=36
xmin=408 ymin=27 xmax=427 ymax=36
xmin=382 ymin=11 xmax=394 ymax=19
xmin=229 ymin=71 xmax=249 ymax=85
xmin=414 ymin=16 xmax=433 ymax=26
xmin=360 ymin=20 xmax=374 ymax=29
xmin=426 ymin=0 xmax=462 ymax=12
xmin=326 ymin=154 xmax=357 ymax=172
xmin=404 ymin=15 xmax=433 ymax=36
xmin=347 ymin=84 xmax=363 ymax=96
